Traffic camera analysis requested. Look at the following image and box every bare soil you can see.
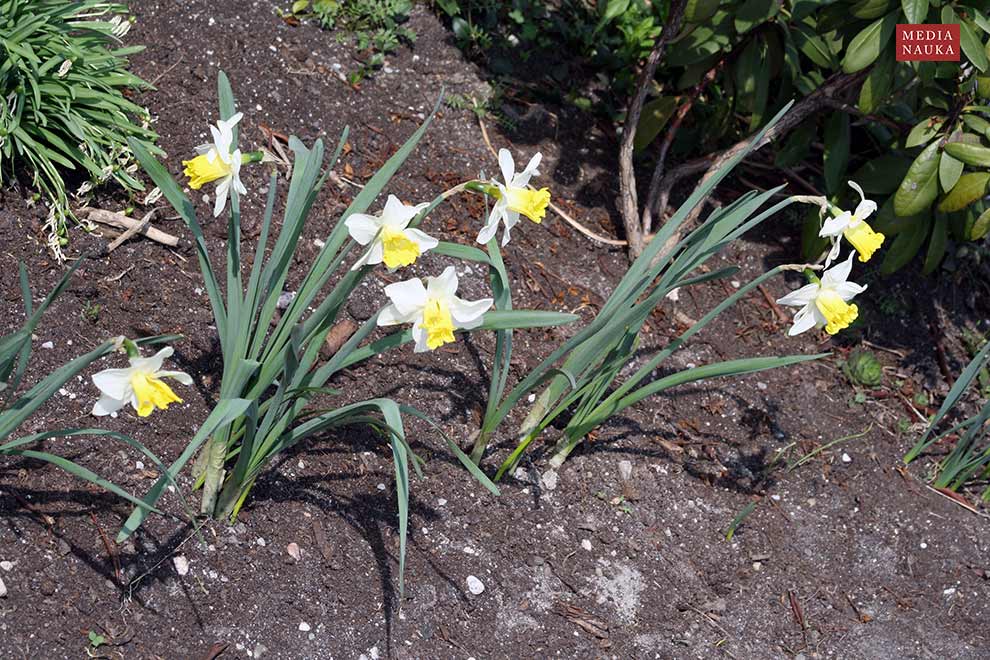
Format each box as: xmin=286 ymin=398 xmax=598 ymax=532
xmin=0 ymin=3 xmax=988 ymax=659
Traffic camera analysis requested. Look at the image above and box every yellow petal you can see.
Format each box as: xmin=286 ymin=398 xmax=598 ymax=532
xmin=815 ymin=290 xmax=858 ymax=335
xmin=422 ymin=298 xmax=456 ymax=350
xmin=381 ymin=226 xmax=421 ymax=269
xmin=182 ymin=153 xmax=232 ymax=190
xmin=505 ymin=187 xmax=551 ymax=223
xmin=130 ymin=371 xmax=183 ymax=417
xmin=844 ymin=221 xmax=885 ymax=262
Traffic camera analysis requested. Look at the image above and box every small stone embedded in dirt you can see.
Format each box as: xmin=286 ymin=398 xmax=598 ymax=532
xmin=540 ymin=470 xmax=558 ymax=491
xmin=253 ymin=643 xmax=268 ymax=658
xmin=0 ymin=561 xmax=12 ymax=572
xmin=581 ymin=539 xmax=592 ymax=552
xmin=173 ymin=556 xmax=190 ymax=576
xmin=276 ymin=291 xmax=296 ymax=310
xmin=286 ymin=542 xmax=302 ymax=561
xmin=298 ymin=622 xmax=311 ymax=632
xmin=257 ymin=537 xmax=266 ymax=547
xmin=41 ymin=341 xmax=54 ymax=350
xmin=618 ymin=460 xmax=633 ymax=481
xmin=466 ymin=575 xmax=485 ymax=595
xmin=842 ymin=452 xmax=852 ymax=463
xmin=437 ymin=498 xmax=447 ymax=506
xmin=0 ymin=577 xmax=6 ymax=598
xmin=56 ymin=539 xmax=70 ymax=556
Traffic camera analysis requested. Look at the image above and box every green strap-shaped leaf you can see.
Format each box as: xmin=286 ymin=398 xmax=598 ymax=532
xmin=841 ymin=12 xmax=897 ymax=73
xmin=938 ymin=172 xmax=990 ymax=212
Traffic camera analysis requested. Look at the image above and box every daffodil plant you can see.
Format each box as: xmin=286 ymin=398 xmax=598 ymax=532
xmin=115 ymin=73 xmax=575 ymax=594
xmin=469 ymin=105 xmax=835 ymax=475
xmin=0 ymin=258 xmax=178 ymax=512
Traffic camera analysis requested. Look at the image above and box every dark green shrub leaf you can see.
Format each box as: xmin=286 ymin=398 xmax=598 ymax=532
xmin=824 ymin=111 xmax=850 ymax=195
xmin=944 ymin=141 xmax=990 ymax=167
xmin=901 ymin=0 xmax=927 ymax=24
xmin=922 ymin=213 xmax=948 ymax=274
xmin=852 ymin=155 xmax=912 ymax=195
xmin=735 ymin=0 xmax=778 ymax=33
xmin=938 ymin=152 xmax=965 ymax=193
xmin=905 ymin=117 xmax=943 ymax=148
xmin=634 ymin=96 xmax=678 ymax=153
xmin=894 ymin=141 xmax=940 ymax=216
xmin=880 ymin=214 xmax=930 ymax=274
xmin=842 ymin=13 xmax=897 ymax=73
xmin=850 ymin=0 xmax=893 ymax=19
xmin=684 ymin=0 xmax=721 ymax=23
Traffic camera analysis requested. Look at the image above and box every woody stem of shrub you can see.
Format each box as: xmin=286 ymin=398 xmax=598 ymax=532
xmin=617 ymin=0 xmax=687 ymax=261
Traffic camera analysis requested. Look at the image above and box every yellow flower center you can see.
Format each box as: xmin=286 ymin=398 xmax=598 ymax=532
xmin=130 ymin=371 xmax=182 ymax=417
xmin=504 ymin=186 xmax=551 ymax=223
xmin=815 ymin=289 xmax=858 ymax=335
xmin=381 ymin=226 xmax=421 ymax=269
xmin=422 ymin=298 xmax=456 ymax=350
xmin=182 ymin=153 xmax=232 ymax=190
xmin=844 ymin=220 xmax=885 ymax=262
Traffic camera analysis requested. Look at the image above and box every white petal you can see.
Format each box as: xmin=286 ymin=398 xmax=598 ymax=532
xmin=194 ymin=143 xmax=213 ymax=155
xmin=821 ymin=250 xmax=857 ymax=287
xmin=776 ymin=283 xmax=819 ymax=307
xmin=787 ymin=305 xmax=819 ymax=336
xmin=450 ymin=296 xmax=493 ymax=329
xmin=92 ymin=367 xmax=134 ymax=401
xmin=512 ymin=152 xmax=542 ymax=188
xmin=820 ymin=212 xmax=851 ymax=237
xmin=833 ymin=281 xmax=867 ymax=301
xmin=854 ymin=199 xmax=877 ymax=221
xmin=92 ymin=395 xmax=126 ymax=417
xmin=848 ymin=180 xmax=866 ymax=202
xmin=381 ymin=195 xmax=427 ymax=227
xmin=383 ymin=277 xmax=428 ymax=316
xmin=476 ymin=208 xmax=503 ymax=245
xmin=406 ymin=228 xmax=438 ymax=252
xmin=426 ymin=266 xmax=459 ymax=300
xmin=498 ymin=148 xmax=515 ymax=186
xmin=824 ymin=239 xmax=842 ymax=268
xmin=500 ymin=212 xmax=521 ymax=246
xmin=345 ymin=213 xmax=382 ymax=245
xmin=351 ymin=241 xmax=382 ymax=270
xmin=411 ymin=323 xmax=431 ymax=353
xmin=209 ymin=176 xmax=231 ymax=217
xmin=130 ymin=346 xmax=174 ymax=374
xmin=158 ymin=370 xmax=193 ymax=385
xmin=377 ymin=303 xmax=420 ymax=327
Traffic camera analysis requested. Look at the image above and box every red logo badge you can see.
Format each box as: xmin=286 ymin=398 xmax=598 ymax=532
xmin=896 ymin=24 xmax=960 ymax=62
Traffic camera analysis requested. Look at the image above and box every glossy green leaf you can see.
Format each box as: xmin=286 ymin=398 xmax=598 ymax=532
xmin=970 ymin=207 xmax=990 ymax=240
xmin=880 ymin=214 xmax=929 ymax=274
xmin=901 ymin=0 xmax=927 ymax=23
xmin=894 ymin=141 xmax=940 ymax=216
xmin=922 ymin=213 xmax=948 ymax=275
xmin=858 ymin=48 xmax=894 ymax=113
xmin=944 ymin=6 xmax=990 ymax=72
xmin=775 ymin=121 xmax=816 ymax=168
xmin=734 ymin=0 xmax=778 ymax=33
xmin=823 ymin=111 xmax=850 ymax=195
xmin=962 ymin=113 xmax=990 ymax=136
xmin=905 ymin=117 xmax=943 ymax=148
xmin=852 ymin=155 xmax=911 ymax=195
xmin=684 ymin=0 xmax=720 ymax=23
xmin=944 ymin=141 xmax=990 ymax=167
xmin=938 ymin=151 xmax=965 ymax=193
xmin=634 ymin=96 xmax=679 ymax=153
xmin=842 ymin=13 xmax=897 ymax=73
xmin=850 ymin=0 xmax=892 ymax=19
xmin=873 ymin=196 xmax=926 ymax=235
xmin=938 ymin=172 xmax=989 ymax=212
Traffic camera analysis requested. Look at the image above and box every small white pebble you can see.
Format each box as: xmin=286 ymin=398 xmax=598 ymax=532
xmin=257 ymin=537 xmax=267 ymax=547
xmin=731 ymin=281 xmax=741 ymax=289
xmin=437 ymin=498 xmax=447 ymax=506
xmin=581 ymin=539 xmax=592 ymax=552
xmin=920 ymin=542 xmax=928 ymax=549
xmin=135 ymin=461 xmax=144 ymax=470
xmin=466 ymin=575 xmax=485 ymax=595
xmin=376 ymin=483 xmax=387 ymax=491
xmin=527 ymin=393 xmax=536 ymax=403
xmin=0 ymin=561 xmax=13 ymax=572
xmin=41 ymin=341 xmax=54 ymax=350
xmin=172 ymin=556 xmax=190 ymax=576
xmin=841 ymin=453 xmax=852 ymax=463
xmin=298 ymin=622 xmax=311 ymax=632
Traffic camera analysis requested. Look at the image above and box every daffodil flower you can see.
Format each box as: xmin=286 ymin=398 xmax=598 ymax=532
xmin=819 ymin=181 xmax=885 ymax=264
xmin=182 ymin=113 xmax=247 ymax=217
xmin=345 ymin=195 xmax=437 ymax=270
xmin=378 ymin=266 xmax=493 ymax=352
xmin=776 ymin=251 xmax=867 ymax=336
xmin=91 ymin=346 xmax=192 ymax=417
xmin=477 ymin=148 xmax=551 ymax=246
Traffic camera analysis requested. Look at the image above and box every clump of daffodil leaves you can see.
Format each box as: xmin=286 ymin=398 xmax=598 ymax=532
xmin=103 ymin=72 xmax=573 ymax=596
